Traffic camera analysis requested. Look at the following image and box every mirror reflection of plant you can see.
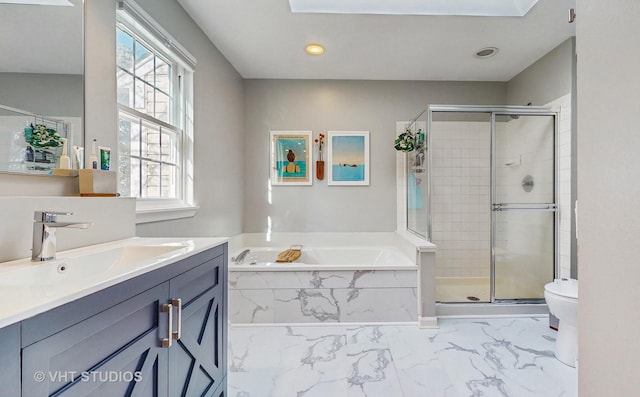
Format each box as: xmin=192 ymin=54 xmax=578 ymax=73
xmin=395 ymin=127 xmax=427 ymax=154
xmin=31 ymin=124 xmax=62 ymax=149
xmin=415 ymin=128 xmax=425 ymax=150
xmin=394 ymin=128 xmax=415 ymax=152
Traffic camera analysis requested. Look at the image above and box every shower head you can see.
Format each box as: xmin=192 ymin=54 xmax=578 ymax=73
xmin=510 ymin=103 xmax=531 ymax=120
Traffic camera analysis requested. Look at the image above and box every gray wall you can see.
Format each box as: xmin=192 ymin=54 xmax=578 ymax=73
xmin=0 ymin=0 xmax=246 ymax=238
xmin=133 ymin=0 xmax=245 ymax=238
xmin=243 ymin=79 xmax=506 ymax=233
xmin=507 ymin=38 xmax=574 ymax=106
xmin=84 ymin=0 xmax=118 ymax=171
xmin=577 ymin=0 xmax=640 ymax=395
xmin=0 ymin=73 xmax=83 ymax=117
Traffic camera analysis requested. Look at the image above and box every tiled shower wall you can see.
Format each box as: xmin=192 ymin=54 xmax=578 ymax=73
xmin=551 ymin=94 xmax=572 ymax=279
xmin=431 ymin=121 xmax=491 ymax=278
xmin=430 ymin=96 xmax=572 ymax=281
xmin=0 ymin=117 xmax=24 ymax=172
xmin=494 ymin=95 xmax=572 ymax=282
xmin=397 ymin=120 xmax=428 ymax=237
xmin=494 ymin=113 xmax=556 ymax=297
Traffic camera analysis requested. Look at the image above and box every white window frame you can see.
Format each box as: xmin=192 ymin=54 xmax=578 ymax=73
xmin=116 ymin=0 xmax=197 ymax=224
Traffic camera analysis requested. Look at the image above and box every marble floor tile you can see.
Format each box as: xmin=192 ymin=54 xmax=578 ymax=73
xmin=228 ymin=317 xmax=577 ymax=397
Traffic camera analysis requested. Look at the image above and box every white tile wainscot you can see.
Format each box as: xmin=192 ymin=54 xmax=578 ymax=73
xmin=228 ymin=269 xmax=418 ymax=324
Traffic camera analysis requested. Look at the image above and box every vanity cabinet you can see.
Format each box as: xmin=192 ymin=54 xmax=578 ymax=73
xmin=17 ymin=243 xmax=227 ymax=397
xmin=22 ymin=283 xmax=170 ymax=396
xmin=0 ymin=323 xmax=21 ymax=397
xmin=168 ymin=253 xmax=227 ymax=396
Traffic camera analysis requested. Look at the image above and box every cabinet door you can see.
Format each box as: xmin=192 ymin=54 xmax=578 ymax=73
xmin=22 ymin=283 xmax=171 ymax=397
xmin=169 ymin=255 xmax=226 ymax=397
xmin=0 ymin=323 xmax=20 ymax=397
xmin=211 ymin=377 xmax=227 ymax=397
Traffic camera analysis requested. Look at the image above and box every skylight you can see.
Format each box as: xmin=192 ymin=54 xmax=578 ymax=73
xmin=0 ymin=0 xmax=73 ymax=5
xmin=289 ymin=0 xmax=540 ymax=17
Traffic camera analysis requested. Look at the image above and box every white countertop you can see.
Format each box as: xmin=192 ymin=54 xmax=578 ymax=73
xmin=0 ymin=237 xmax=227 ymax=329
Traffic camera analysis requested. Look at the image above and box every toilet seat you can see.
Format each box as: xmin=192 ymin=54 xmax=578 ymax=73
xmin=544 ymin=279 xmax=578 ymax=299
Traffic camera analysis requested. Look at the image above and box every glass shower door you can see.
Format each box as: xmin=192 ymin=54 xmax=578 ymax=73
xmin=492 ymin=113 xmax=556 ymax=301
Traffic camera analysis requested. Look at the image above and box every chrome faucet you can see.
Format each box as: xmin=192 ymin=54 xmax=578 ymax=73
xmin=32 ymin=211 xmax=93 ymax=262
xmin=231 ymin=249 xmax=251 ymax=264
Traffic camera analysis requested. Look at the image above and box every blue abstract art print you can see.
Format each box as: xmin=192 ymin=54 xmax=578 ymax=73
xmin=327 ymin=131 xmax=370 ymax=186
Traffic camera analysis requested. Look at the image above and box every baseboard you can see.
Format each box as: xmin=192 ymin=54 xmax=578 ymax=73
xmin=419 ymin=316 xmax=438 ymax=328
xmin=228 ymin=321 xmax=418 ymax=328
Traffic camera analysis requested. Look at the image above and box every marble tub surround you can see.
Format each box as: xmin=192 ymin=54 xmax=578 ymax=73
xmin=229 ymin=269 xmax=418 ymax=324
xmin=228 ymin=232 xmax=437 ymax=325
xmin=228 ymin=317 xmax=577 ymax=397
xmin=230 ymin=268 xmax=417 ymax=289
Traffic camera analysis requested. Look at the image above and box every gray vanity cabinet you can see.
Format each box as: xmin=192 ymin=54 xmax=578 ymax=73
xmin=22 ymin=283 xmax=171 ymax=397
xmin=169 ymin=251 xmax=227 ymax=396
xmin=18 ymin=243 xmax=227 ymax=397
xmin=0 ymin=323 xmax=21 ymax=397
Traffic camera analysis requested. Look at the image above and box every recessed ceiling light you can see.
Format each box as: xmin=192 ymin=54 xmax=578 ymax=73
xmin=290 ymin=0 xmax=539 ymax=17
xmin=305 ymin=44 xmax=325 ymax=56
xmin=474 ymin=47 xmax=498 ymax=58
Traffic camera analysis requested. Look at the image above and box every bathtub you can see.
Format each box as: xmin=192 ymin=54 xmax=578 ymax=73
xmin=228 ymin=246 xmax=418 ymax=324
xmin=231 ymin=246 xmax=416 ymax=271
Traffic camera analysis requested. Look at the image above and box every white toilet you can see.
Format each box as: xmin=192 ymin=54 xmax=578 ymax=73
xmin=544 ymin=278 xmax=578 ymax=367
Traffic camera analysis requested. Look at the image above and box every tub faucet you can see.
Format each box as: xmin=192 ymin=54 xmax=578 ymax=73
xmin=232 ymin=249 xmax=251 ymax=264
xmin=32 ymin=211 xmax=93 ymax=262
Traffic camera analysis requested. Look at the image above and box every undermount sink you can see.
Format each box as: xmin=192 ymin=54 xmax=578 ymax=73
xmin=0 ymin=244 xmax=185 ymax=287
xmin=0 ymin=237 xmax=227 ymax=329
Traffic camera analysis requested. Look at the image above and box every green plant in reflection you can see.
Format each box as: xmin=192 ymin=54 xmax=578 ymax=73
xmin=29 ymin=124 xmax=62 ymax=148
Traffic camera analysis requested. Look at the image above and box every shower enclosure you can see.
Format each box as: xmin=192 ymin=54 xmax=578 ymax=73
xmin=406 ymin=105 xmax=558 ymax=304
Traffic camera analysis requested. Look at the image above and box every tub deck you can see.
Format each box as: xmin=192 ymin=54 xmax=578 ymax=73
xmin=231 ymin=246 xmax=416 ymax=271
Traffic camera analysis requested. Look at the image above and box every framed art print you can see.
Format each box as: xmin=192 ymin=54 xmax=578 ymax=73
xmin=327 ymin=131 xmax=370 ymax=186
xmin=270 ymin=131 xmax=313 ymax=185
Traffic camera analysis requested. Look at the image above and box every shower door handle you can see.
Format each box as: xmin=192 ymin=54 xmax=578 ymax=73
xmin=492 ymin=203 xmax=557 ymax=211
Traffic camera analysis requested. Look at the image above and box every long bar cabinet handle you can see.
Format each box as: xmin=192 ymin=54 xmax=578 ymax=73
xmin=171 ymin=298 xmax=182 ymax=341
xmin=161 ymin=303 xmax=173 ymax=348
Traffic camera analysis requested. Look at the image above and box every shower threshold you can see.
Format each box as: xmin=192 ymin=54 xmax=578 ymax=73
xmin=435 ymin=276 xmax=549 ymax=317
xmin=436 ymin=276 xmax=549 ymax=302
xmin=436 ymin=277 xmax=491 ymax=303
xmin=436 ymin=302 xmax=549 ymax=318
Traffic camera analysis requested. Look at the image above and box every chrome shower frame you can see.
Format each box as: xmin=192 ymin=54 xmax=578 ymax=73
xmin=427 ymin=104 xmax=560 ymax=304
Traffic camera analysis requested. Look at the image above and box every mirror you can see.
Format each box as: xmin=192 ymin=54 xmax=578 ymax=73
xmin=0 ymin=0 xmax=83 ymax=175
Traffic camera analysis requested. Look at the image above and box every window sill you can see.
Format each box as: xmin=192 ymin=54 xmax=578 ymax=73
xmin=135 ymin=204 xmax=199 ymax=224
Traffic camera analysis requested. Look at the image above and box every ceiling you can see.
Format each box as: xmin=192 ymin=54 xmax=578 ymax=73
xmin=177 ymin=0 xmax=575 ymax=82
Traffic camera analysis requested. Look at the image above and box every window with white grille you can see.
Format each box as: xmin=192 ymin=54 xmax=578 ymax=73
xmin=116 ymin=0 xmax=195 ymax=219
